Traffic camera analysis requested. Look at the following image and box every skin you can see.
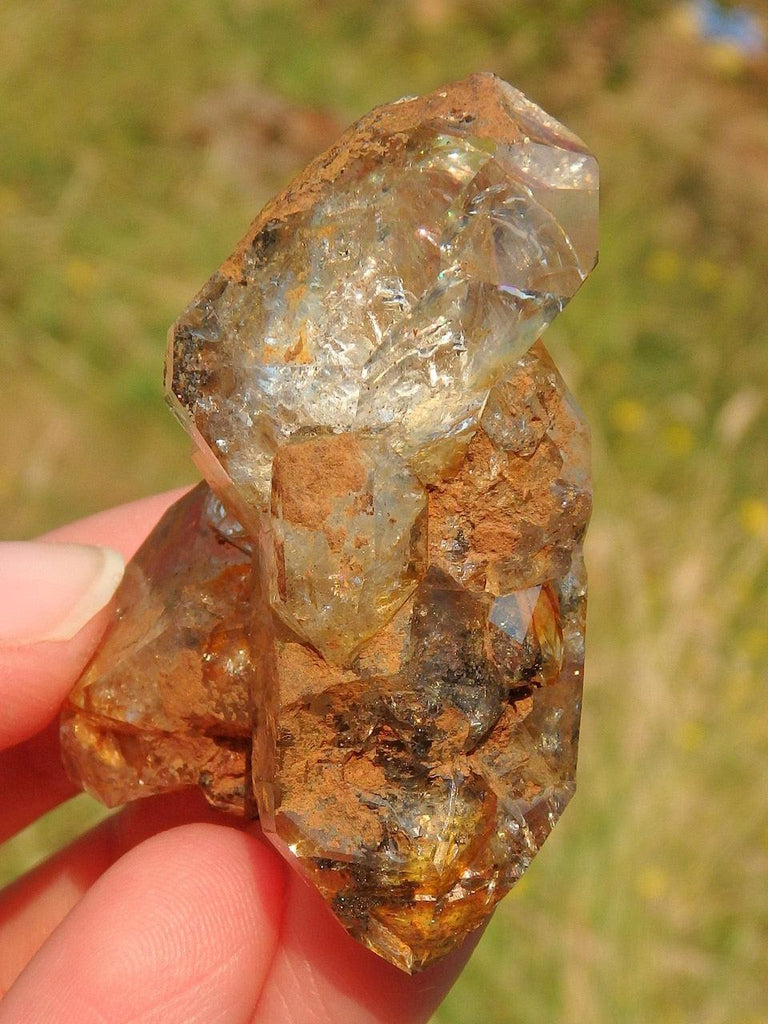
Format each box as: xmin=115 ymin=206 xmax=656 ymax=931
xmin=0 ymin=490 xmax=479 ymax=1023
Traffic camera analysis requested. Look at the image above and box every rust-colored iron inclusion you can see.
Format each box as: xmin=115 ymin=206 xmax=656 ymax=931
xmin=61 ymin=73 xmax=597 ymax=973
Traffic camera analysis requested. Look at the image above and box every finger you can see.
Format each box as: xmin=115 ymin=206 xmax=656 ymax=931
xmin=2 ymin=794 xmax=478 ymax=1024
xmin=0 ymin=721 xmax=77 ymax=846
xmin=0 ymin=488 xmax=189 ymax=752
xmin=251 ymin=863 xmax=481 ymax=1024
xmin=0 ymin=585 xmax=117 ymax=752
xmin=0 ymin=820 xmax=287 ymax=1024
xmin=0 ymin=810 xmax=114 ymax=997
xmin=41 ymin=488 xmax=191 ymax=553
xmin=0 ymin=790 xmax=238 ymax=996
xmin=3 ymin=785 xmax=478 ymax=1024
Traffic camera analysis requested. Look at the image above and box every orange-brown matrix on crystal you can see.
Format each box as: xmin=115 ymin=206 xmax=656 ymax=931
xmin=62 ymin=72 xmax=597 ymax=973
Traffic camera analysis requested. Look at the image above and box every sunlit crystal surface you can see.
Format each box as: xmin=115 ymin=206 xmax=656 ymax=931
xmin=168 ymin=72 xmax=597 ymax=518
xmin=61 ymin=483 xmax=253 ymax=813
xmin=268 ymin=432 xmax=427 ymax=664
xmin=62 ymin=73 xmax=597 ymax=974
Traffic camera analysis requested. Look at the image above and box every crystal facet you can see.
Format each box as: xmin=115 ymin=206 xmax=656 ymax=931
xmin=62 ymin=73 xmax=597 ymax=973
xmin=62 ymin=484 xmax=252 ymax=814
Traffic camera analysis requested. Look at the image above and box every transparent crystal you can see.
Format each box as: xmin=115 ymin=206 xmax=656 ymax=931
xmin=167 ymin=73 xmax=597 ymax=516
xmin=62 ymin=73 xmax=597 ymax=974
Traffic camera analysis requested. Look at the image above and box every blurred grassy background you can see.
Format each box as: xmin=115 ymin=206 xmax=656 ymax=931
xmin=2 ymin=1 xmax=767 ymax=1021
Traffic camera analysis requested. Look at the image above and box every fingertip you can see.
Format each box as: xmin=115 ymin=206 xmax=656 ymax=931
xmin=0 ymin=488 xmax=191 ymax=751
xmin=0 ymin=542 xmax=124 ymax=647
xmin=1 ymin=823 xmax=287 ymax=1024
xmin=0 ymin=612 xmax=108 ymax=750
xmin=42 ymin=488 xmax=192 ymax=560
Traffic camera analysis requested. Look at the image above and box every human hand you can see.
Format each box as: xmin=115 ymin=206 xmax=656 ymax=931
xmin=0 ymin=490 xmax=477 ymax=1023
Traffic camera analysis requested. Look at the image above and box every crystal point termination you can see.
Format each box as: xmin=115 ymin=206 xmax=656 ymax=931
xmin=61 ymin=72 xmax=597 ymax=974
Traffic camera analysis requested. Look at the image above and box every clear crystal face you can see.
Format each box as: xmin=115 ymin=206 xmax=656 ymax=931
xmin=268 ymin=432 xmax=427 ymax=664
xmin=167 ymin=73 xmax=597 ymax=517
xmin=61 ymin=484 xmax=252 ymax=814
xmin=62 ymin=73 xmax=597 ymax=975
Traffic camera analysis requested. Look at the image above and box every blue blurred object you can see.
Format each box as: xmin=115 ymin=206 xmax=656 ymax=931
xmin=690 ymin=0 xmax=766 ymax=56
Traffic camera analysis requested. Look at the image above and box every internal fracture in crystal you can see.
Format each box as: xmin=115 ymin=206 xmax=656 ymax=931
xmin=61 ymin=72 xmax=597 ymax=974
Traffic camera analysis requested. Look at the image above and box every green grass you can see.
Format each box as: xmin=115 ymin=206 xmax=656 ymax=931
xmin=2 ymin=2 xmax=767 ymax=1021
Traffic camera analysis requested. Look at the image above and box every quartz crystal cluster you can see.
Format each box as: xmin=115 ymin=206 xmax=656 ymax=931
xmin=61 ymin=73 xmax=597 ymax=973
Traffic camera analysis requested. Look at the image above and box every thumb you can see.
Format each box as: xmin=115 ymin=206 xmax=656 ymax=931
xmin=0 ymin=542 xmax=124 ymax=649
xmin=0 ymin=542 xmax=123 ymax=750
xmin=0 ymin=488 xmax=188 ymax=750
